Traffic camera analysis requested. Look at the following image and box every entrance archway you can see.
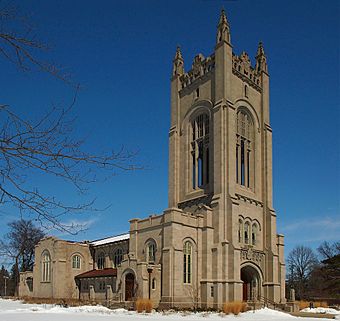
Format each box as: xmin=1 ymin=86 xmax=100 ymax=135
xmin=241 ymin=265 xmax=261 ymax=301
xmin=125 ymin=273 xmax=135 ymax=301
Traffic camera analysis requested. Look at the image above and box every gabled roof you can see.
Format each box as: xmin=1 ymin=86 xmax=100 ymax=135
xmin=90 ymin=233 xmax=130 ymax=246
xmin=75 ymin=268 xmax=117 ymax=279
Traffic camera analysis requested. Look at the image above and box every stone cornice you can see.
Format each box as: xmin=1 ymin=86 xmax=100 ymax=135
xmin=235 ymin=193 xmax=263 ymax=207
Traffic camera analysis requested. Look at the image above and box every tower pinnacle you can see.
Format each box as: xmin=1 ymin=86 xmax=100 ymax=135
xmin=172 ymin=46 xmax=184 ymax=77
xmin=216 ymin=9 xmax=231 ymax=45
xmin=255 ymin=41 xmax=268 ymax=73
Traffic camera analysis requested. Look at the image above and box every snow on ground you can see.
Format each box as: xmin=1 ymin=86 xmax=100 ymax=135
xmin=301 ymin=307 xmax=340 ymax=315
xmin=0 ymin=298 xmax=338 ymax=321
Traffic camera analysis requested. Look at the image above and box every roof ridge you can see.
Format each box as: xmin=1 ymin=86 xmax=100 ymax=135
xmin=90 ymin=232 xmax=129 ymax=243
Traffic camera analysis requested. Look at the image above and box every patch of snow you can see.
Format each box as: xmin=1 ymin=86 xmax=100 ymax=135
xmin=301 ymin=307 xmax=340 ymax=315
xmin=90 ymin=233 xmax=130 ymax=246
xmin=0 ymin=299 xmax=336 ymax=321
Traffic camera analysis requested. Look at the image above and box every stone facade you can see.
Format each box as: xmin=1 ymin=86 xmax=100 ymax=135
xmin=19 ymin=10 xmax=286 ymax=309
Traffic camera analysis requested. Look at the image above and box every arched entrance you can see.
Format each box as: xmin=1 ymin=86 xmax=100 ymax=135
xmin=125 ymin=273 xmax=135 ymax=301
xmin=241 ymin=265 xmax=261 ymax=301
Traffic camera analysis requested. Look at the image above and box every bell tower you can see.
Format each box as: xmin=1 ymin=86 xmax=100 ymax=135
xmin=167 ymin=10 xmax=285 ymax=305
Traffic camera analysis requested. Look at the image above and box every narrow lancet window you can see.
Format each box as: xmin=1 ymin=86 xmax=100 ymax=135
xmin=183 ymin=241 xmax=192 ymax=284
xmin=191 ymin=114 xmax=210 ymax=189
xmin=236 ymin=110 xmax=254 ymax=188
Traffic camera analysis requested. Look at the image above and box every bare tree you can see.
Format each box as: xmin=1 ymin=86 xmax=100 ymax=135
xmin=317 ymin=241 xmax=340 ymax=260
xmin=287 ymin=245 xmax=318 ymax=299
xmin=0 ymin=219 xmax=45 ymax=271
xmin=0 ymin=5 xmax=139 ymax=232
xmin=0 ymin=219 xmax=45 ymax=294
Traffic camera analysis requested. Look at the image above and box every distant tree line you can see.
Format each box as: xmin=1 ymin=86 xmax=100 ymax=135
xmin=286 ymin=241 xmax=340 ymax=301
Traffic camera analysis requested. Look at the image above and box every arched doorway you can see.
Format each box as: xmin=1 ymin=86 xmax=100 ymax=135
xmin=241 ymin=265 xmax=261 ymax=301
xmin=125 ymin=273 xmax=135 ymax=301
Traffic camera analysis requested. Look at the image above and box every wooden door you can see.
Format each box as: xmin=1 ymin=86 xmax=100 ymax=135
xmin=125 ymin=273 xmax=134 ymax=301
xmin=243 ymin=282 xmax=248 ymax=301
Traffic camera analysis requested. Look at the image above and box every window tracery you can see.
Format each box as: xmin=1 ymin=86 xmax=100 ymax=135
xmin=72 ymin=254 xmax=81 ymax=269
xmin=42 ymin=251 xmax=51 ymax=282
xmin=236 ymin=109 xmax=254 ymax=187
xmin=97 ymin=252 xmax=105 ymax=269
xmin=146 ymin=240 xmax=156 ymax=263
xmin=113 ymin=248 xmax=123 ymax=267
xmin=191 ymin=113 xmax=210 ymax=189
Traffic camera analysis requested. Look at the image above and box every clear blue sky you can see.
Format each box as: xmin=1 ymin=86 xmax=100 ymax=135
xmin=1 ymin=0 xmax=339 ymax=258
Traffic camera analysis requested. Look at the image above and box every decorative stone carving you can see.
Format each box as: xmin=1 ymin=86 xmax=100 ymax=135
xmin=232 ymin=53 xmax=262 ymax=92
xmin=235 ymin=193 xmax=263 ymax=207
xmin=241 ymin=248 xmax=264 ymax=263
xmin=179 ymin=55 xmax=215 ymax=90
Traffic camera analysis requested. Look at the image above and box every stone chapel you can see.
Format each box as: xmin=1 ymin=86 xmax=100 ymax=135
xmin=19 ymin=10 xmax=286 ymax=309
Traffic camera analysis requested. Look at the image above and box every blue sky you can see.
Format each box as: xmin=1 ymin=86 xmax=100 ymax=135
xmin=0 ymin=0 xmax=339 ymax=259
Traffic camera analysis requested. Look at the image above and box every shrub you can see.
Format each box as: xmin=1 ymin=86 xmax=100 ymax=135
xmin=222 ymin=301 xmax=247 ymax=315
xmin=296 ymin=300 xmax=328 ymax=310
xmin=135 ymin=298 xmax=153 ymax=313
xmin=145 ymin=299 xmax=153 ymax=313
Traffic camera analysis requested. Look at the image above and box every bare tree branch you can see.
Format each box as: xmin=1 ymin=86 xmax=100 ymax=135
xmin=0 ymin=5 xmax=142 ymax=234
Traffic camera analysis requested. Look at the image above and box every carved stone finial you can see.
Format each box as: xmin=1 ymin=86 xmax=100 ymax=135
xmin=255 ymin=41 xmax=268 ymax=74
xmin=172 ymin=45 xmax=184 ymax=78
xmin=175 ymin=45 xmax=183 ymax=60
xmin=256 ymin=41 xmax=265 ymax=57
xmin=192 ymin=53 xmax=205 ymax=77
xmin=216 ymin=9 xmax=231 ymax=45
xmin=218 ymin=8 xmax=228 ymax=26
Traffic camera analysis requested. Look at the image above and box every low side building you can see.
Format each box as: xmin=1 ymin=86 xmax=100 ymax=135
xmin=24 ymin=236 xmax=93 ymax=299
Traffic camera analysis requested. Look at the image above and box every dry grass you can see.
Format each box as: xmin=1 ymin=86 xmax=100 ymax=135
xmin=297 ymin=300 xmax=328 ymax=310
xmin=222 ymin=301 xmax=247 ymax=315
xmin=21 ymin=297 xmax=89 ymax=307
xmin=135 ymin=298 xmax=153 ymax=313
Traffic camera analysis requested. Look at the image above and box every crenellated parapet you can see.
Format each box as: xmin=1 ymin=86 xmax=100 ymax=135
xmin=179 ymin=53 xmax=215 ymax=90
xmin=232 ymin=52 xmax=262 ymax=92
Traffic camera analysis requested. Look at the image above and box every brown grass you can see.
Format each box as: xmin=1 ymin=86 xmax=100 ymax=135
xmin=135 ymin=298 xmax=153 ymax=313
xmin=21 ymin=297 xmax=90 ymax=306
xmin=296 ymin=300 xmax=328 ymax=310
xmin=222 ymin=301 xmax=247 ymax=315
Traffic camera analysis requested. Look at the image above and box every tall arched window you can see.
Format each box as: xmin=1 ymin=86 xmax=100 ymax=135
xmin=191 ymin=114 xmax=210 ymax=189
xmin=41 ymin=251 xmax=51 ymax=282
xmin=236 ymin=109 xmax=254 ymax=187
xmin=146 ymin=241 xmax=156 ymax=263
xmin=252 ymin=223 xmax=258 ymax=246
xmin=72 ymin=254 xmax=81 ymax=269
xmin=113 ymin=248 xmax=123 ymax=267
xmin=97 ymin=252 xmax=105 ymax=269
xmin=244 ymin=222 xmax=250 ymax=245
xmin=183 ymin=241 xmax=192 ymax=284
xmin=238 ymin=219 xmax=243 ymax=243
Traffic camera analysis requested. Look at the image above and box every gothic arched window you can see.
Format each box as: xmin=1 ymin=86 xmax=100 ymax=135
xmin=113 ymin=248 xmax=123 ymax=267
xmin=191 ymin=114 xmax=210 ymax=189
xmin=252 ymin=223 xmax=258 ymax=246
xmin=97 ymin=252 xmax=105 ymax=269
xmin=238 ymin=219 xmax=243 ymax=243
xmin=244 ymin=222 xmax=250 ymax=245
xmin=146 ymin=240 xmax=156 ymax=263
xmin=41 ymin=250 xmax=51 ymax=282
xmin=72 ymin=254 xmax=81 ymax=269
xmin=236 ymin=109 xmax=254 ymax=187
xmin=183 ymin=241 xmax=193 ymax=284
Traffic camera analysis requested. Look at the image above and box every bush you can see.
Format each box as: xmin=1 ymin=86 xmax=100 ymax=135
xmin=222 ymin=301 xmax=247 ymax=315
xmin=135 ymin=298 xmax=153 ymax=313
xmin=296 ymin=300 xmax=328 ymax=310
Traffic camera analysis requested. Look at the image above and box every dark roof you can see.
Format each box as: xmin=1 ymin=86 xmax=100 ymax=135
xmin=75 ymin=268 xmax=117 ymax=279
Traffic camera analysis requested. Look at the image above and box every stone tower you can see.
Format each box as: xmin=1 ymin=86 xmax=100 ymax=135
xmin=168 ymin=10 xmax=285 ymax=306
